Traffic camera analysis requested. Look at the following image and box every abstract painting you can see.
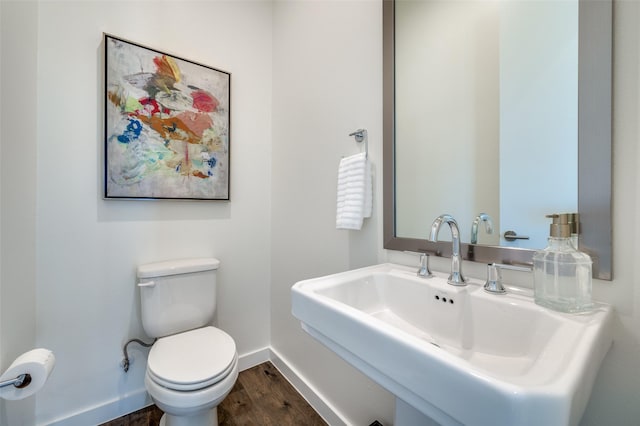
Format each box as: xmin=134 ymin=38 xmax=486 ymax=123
xmin=104 ymin=34 xmax=230 ymax=200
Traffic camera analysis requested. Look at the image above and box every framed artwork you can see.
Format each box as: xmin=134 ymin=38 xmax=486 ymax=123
xmin=104 ymin=34 xmax=230 ymax=200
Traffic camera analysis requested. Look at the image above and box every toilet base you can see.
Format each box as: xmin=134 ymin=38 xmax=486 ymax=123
xmin=159 ymin=407 xmax=218 ymax=426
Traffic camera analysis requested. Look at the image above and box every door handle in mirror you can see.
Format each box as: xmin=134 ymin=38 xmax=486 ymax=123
xmin=504 ymin=231 xmax=530 ymax=241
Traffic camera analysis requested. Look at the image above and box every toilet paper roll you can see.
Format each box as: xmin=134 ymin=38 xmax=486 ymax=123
xmin=0 ymin=348 xmax=55 ymax=400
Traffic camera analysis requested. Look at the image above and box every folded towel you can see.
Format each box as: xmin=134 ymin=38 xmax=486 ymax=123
xmin=336 ymin=152 xmax=372 ymax=230
xmin=364 ymin=159 xmax=372 ymax=218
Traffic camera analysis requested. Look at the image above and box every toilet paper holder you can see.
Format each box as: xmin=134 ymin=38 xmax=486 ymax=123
xmin=0 ymin=373 xmax=31 ymax=389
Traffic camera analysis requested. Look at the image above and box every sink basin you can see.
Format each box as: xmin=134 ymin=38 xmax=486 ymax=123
xmin=291 ymin=263 xmax=613 ymax=426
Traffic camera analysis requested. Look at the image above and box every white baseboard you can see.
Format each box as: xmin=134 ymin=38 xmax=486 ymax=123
xmin=238 ymin=346 xmax=271 ymax=371
xmin=43 ymin=390 xmax=153 ymax=426
xmin=43 ymin=347 xmax=273 ymax=426
xmin=269 ymin=347 xmax=349 ymax=426
xmin=42 ymin=347 xmax=346 ymax=426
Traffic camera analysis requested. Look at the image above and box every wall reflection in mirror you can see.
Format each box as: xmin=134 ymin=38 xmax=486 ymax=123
xmin=384 ymin=0 xmax=612 ymax=279
xmin=395 ymin=0 xmax=578 ymax=249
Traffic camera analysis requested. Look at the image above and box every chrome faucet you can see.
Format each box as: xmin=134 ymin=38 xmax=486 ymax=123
xmin=428 ymin=214 xmax=467 ymax=286
xmin=471 ymin=213 xmax=493 ymax=244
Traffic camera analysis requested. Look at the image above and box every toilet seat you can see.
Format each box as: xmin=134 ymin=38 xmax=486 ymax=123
xmin=145 ymin=358 xmax=239 ymax=417
xmin=147 ymin=326 xmax=237 ymax=391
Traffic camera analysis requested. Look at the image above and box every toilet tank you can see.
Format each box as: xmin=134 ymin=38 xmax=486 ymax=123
xmin=137 ymin=258 xmax=220 ymax=338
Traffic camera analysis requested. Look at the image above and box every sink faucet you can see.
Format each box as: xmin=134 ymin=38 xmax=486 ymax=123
xmin=471 ymin=213 xmax=493 ymax=244
xmin=428 ymin=214 xmax=467 ymax=286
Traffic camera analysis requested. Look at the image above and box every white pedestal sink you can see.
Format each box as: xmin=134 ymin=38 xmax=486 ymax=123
xmin=291 ymin=263 xmax=613 ymax=426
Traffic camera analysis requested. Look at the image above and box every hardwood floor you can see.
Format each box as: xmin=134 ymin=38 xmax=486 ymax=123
xmin=101 ymin=362 xmax=327 ymax=426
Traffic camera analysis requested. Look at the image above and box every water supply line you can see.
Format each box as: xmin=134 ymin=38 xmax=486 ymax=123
xmin=121 ymin=338 xmax=156 ymax=372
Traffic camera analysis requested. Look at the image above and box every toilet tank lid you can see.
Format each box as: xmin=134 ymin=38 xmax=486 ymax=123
xmin=137 ymin=258 xmax=220 ymax=278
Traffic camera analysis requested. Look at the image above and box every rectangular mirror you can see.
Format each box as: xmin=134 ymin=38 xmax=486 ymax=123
xmin=383 ymin=0 xmax=612 ymax=280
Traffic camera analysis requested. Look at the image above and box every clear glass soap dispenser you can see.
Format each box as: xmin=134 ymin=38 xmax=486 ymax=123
xmin=533 ymin=213 xmax=593 ymax=313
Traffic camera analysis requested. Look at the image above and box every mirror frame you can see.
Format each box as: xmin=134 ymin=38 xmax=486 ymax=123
xmin=383 ymin=0 xmax=613 ymax=280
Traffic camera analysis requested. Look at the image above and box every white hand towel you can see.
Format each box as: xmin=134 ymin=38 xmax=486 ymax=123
xmin=363 ymin=159 xmax=372 ymax=218
xmin=336 ymin=152 xmax=372 ymax=230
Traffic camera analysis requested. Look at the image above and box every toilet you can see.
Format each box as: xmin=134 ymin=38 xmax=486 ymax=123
xmin=137 ymin=258 xmax=238 ymax=426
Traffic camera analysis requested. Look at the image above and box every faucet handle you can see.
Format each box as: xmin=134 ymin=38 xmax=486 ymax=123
xmin=484 ymin=263 xmax=532 ymax=294
xmin=417 ymin=253 xmax=434 ymax=278
xmin=484 ymin=264 xmax=506 ymax=294
xmin=403 ymin=251 xmax=434 ymax=278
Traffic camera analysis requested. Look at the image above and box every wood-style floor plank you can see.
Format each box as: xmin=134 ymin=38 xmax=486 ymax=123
xmin=100 ymin=361 xmax=327 ymax=426
xmin=237 ymin=363 xmax=327 ymax=426
xmin=217 ymin=380 xmax=263 ymax=425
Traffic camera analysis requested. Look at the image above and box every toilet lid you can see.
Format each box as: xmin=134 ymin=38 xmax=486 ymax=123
xmin=148 ymin=326 xmax=236 ymax=391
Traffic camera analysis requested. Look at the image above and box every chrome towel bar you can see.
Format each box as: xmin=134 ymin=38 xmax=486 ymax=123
xmin=348 ymin=128 xmax=368 ymax=158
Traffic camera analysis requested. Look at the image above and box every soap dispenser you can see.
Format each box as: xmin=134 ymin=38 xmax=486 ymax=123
xmin=533 ymin=213 xmax=593 ymax=313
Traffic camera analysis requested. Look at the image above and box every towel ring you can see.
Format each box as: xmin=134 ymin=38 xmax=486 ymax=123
xmin=348 ymin=129 xmax=368 ymax=158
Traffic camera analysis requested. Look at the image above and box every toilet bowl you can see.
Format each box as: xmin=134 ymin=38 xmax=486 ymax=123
xmin=145 ymin=327 xmax=238 ymax=426
xmin=137 ymin=258 xmax=238 ymax=426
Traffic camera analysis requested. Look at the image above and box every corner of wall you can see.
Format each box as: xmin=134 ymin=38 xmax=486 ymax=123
xmin=0 ymin=1 xmax=39 ymax=424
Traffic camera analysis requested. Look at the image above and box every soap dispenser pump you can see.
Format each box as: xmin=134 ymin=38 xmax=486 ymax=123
xmin=533 ymin=213 xmax=593 ymax=313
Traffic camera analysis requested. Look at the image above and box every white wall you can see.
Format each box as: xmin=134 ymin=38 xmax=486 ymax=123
xmin=270 ymin=1 xmax=395 ymax=425
xmin=500 ymin=0 xmax=578 ymax=249
xmin=284 ymin=0 xmax=640 ymax=426
xmin=0 ymin=2 xmax=38 ymax=425
xmin=2 ymin=1 xmax=640 ymax=425
xmin=395 ymin=0 xmax=500 ymax=243
xmin=2 ymin=1 xmax=273 ymax=424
